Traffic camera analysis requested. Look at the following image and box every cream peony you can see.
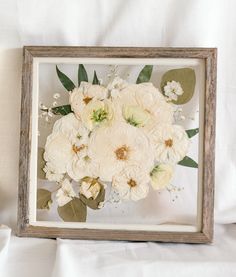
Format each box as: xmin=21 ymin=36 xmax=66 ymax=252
xmin=56 ymin=178 xmax=76 ymax=207
xmin=113 ymin=82 xmax=174 ymax=126
xmin=88 ymin=122 xmax=155 ymax=182
xmin=44 ymin=134 xmax=75 ymax=174
xmin=149 ymin=124 xmax=190 ymax=164
xmin=112 ymin=165 xmax=150 ymax=201
xmin=44 ymin=113 xmax=91 ymax=179
xmin=81 ymin=99 xmax=114 ymax=130
xmin=70 ymin=82 xmax=108 ymax=119
xmin=150 ymin=164 xmax=174 ymax=190
xmin=52 ymin=113 xmax=89 ymax=146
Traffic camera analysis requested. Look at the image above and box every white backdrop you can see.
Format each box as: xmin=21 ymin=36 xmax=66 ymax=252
xmin=0 ymin=0 xmax=236 ymax=276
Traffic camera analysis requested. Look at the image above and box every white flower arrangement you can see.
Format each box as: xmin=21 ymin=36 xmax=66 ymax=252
xmin=38 ymin=64 xmax=199 ymax=222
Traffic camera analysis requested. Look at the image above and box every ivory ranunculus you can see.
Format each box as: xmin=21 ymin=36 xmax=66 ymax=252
xmin=150 ymin=164 xmax=174 ymax=190
xmin=112 ymin=165 xmax=150 ymax=201
xmin=81 ymin=99 xmax=114 ymax=130
xmin=70 ymin=82 xmax=108 ymax=119
xmin=88 ymin=122 xmax=155 ymax=182
xmin=122 ymin=105 xmax=151 ymax=127
xmin=56 ymin=179 xmax=76 ymax=207
xmin=149 ymin=124 xmax=190 ymax=164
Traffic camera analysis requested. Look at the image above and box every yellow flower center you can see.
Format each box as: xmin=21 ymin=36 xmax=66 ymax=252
xmin=72 ymin=144 xmax=86 ymax=154
xmin=165 ymin=139 xmax=173 ymax=147
xmin=127 ymin=178 xmax=137 ymax=187
xmin=115 ymin=145 xmax=130 ymax=160
xmin=83 ymin=96 xmax=93 ymax=104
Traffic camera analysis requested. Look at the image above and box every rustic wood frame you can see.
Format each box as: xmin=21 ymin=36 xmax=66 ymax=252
xmin=17 ymin=46 xmax=217 ymax=243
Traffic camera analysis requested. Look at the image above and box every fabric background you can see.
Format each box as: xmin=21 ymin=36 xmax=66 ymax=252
xmin=0 ymin=0 xmax=236 ymax=276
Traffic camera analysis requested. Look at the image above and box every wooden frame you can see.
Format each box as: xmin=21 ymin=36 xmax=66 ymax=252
xmin=17 ymin=46 xmax=217 ymax=243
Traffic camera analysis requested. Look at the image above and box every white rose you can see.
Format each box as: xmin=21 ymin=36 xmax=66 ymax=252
xmin=112 ymin=165 xmax=150 ymax=201
xmin=70 ymin=82 xmax=108 ymax=119
xmin=56 ymin=179 xmax=76 ymax=207
xmin=150 ymin=164 xmax=174 ymax=190
xmin=88 ymin=122 xmax=155 ymax=182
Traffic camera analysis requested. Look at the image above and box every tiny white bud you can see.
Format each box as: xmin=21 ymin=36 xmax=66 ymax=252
xmin=53 ymin=93 xmax=60 ymax=99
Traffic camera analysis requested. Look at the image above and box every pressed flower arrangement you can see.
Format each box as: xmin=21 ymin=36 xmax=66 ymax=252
xmin=37 ymin=63 xmax=199 ymax=222
xmin=18 ymin=47 xmax=216 ymax=243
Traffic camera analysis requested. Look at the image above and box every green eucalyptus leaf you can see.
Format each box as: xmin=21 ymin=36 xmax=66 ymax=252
xmin=136 ymin=65 xmax=153 ymax=84
xmin=37 ymin=189 xmax=52 ymax=210
xmin=80 ymin=185 xmax=105 ymax=210
xmin=56 ymin=66 xmax=75 ymax=91
xmin=57 ymin=198 xmax=87 ymax=222
xmin=186 ymin=128 xmax=199 ymax=138
xmin=92 ymin=70 xmax=100 ymax=85
xmin=178 ymin=156 xmax=198 ymax=168
xmin=161 ymin=68 xmax=196 ymax=104
xmin=38 ymin=147 xmax=46 ymax=179
xmin=78 ymin=64 xmax=88 ymax=86
xmin=51 ymin=105 xmax=72 ymax=115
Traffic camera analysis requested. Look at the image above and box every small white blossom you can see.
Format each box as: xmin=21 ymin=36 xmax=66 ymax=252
xmin=56 ymin=179 xmax=76 ymax=207
xmin=98 ymin=201 xmax=105 ymax=209
xmin=107 ymin=77 xmax=128 ymax=98
xmin=164 ymin=81 xmax=184 ymax=101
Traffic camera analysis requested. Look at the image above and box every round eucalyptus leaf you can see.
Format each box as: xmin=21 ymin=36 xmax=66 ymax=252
xmin=161 ymin=68 xmax=196 ymax=104
xmin=57 ymin=198 xmax=87 ymax=222
xmin=37 ymin=189 xmax=52 ymax=210
xmin=37 ymin=147 xmax=46 ymax=180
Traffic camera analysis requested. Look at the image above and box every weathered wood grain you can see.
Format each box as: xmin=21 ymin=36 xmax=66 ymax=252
xmin=17 ymin=47 xmax=217 ymax=243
